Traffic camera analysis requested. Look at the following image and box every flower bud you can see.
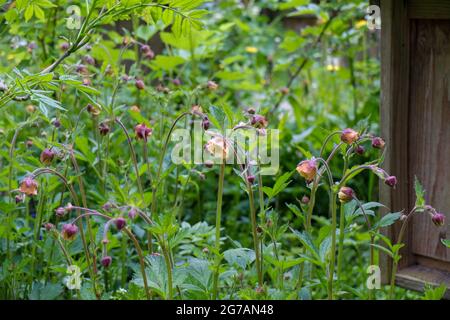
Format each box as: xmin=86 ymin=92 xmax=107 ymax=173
xmin=206 ymin=80 xmax=218 ymax=90
xmin=301 ymin=195 xmax=310 ymax=204
xmin=140 ymin=44 xmax=151 ymax=53
xmin=204 ymin=160 xmax=214 ymax=168
xmin=40 ymin=148 xmax=55 ymax=165
xmin=372 ymin=137 xmax=385 ymax=149
xmin=340 ymin=128 xmax=359 ymax=144
xmin=102 ymin=202 xmax=113 ymax=211
xmin=15 ymin=194 xmax=23 ymax=204
xmin=247 ymin=175 xmax=255 ymax=184
xmin=134 ymin=123 xmax=152 ymax=141
xmin=76 ymin=64 xmax=88 ymax=74
xmin=55 ymin=207 xmax=66 ymax=217
xmin=135 ymin=79 xmax=145 ymax=90
xmin=247 ymin=107 xmax=256 ymax=115
xmin=384 ymin=176 xmax=397 ymax=188
xmin=256 ymin=226 xmax=263 ymax=234
xmin=115 ymin=217 xmax=127 ymax=230
xmin=62 ymin=224 xmax=78 ymax=241
xmin=296 ymin=159 xmax=317 ymax=182
xmin=19 ymin=177 xmax=38 ymax=196
xmin=84 ymin=55 xmax=95 ymax=65
xmin=101 ymin=256 xmax=112 ymax=268
xmin=280 ymin=87 xmax=289 ymax=95
xmin=99 ymin=122 xmax=110 ymax=136
xmin=53 ymin=119 xmax=61 ymax=128
xmin=144 ymin=49 xmax=155 ymax=60
xmin=202 ymin=247 xmax=209 ymax=254
xmin=338 ymin=187 xmax=354 ymax=203
xmin=26 ymin=105 xmax=35 ymax=113
xmin=87 ymin=103 xmax=100 ymax=116
xmin=250 ymin=114 xmax=268 ymax=129
xmin=128 ymin=208 xmax=138 ymax=220
xmin=44 ymin=223 xmax=55 ymax=232
xmin=355 ymin=145 xmax=365 ymax=155
xmin=431 ymin=213 xmax=445 ymax=227
xmin=202 ymin=117 xmax=210 ymax=131
xmin=26 ymin=140 xmax=33 ymax=148
xmin=172 ymin=78 xmax=182 ymax=86
xmin=60 ymin=42 xmax=70 ymax=51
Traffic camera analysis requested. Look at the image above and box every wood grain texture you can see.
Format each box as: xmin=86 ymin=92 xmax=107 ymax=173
xmin=409 ymin=19 xmax=450 ymax=262
xmin=409 ymin=0 xmax=450 ymax=19
xmin=396 ymin=264 xmax=450 ymax=299
xmin=380 ymin=0 xmax=413 ymax=283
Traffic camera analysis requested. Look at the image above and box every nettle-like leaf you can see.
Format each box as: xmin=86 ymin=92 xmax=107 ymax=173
xmin=263 ymin=171 xmax=293 ymax=200
xmin=223 ymin=248 xmax=256 ymax=269
xmin=372 ymin=212 xmax=402 ymax=230
xmin=414 ymin=176 xmax=426 ymax=207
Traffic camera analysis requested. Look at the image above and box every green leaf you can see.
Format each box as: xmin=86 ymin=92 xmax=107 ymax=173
xmin=414 ymin=176 xmax=426 ymax=207
xmin=223 ymin=248 xmax=255 ymax=269
xmin=24 ymin=5 xmax=34 ymax=21
xmin=441 ymin=239 xmax=450 ymax=248
xmin=372 ymin=212 xmax=402 ymax=230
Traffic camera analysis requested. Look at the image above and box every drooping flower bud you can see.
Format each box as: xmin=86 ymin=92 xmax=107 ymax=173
xmin=340 ymin=128 xmax=360 ymax=144
xmin=280 ymin=87 xmax=289 ymax=95
xmin=128 ymin=208 xmax=138 ymax=220
xmin=84 ymin=55 xmax=95 ymax=65
xmin=431 ymin=213 xmax=445 ymax=227
xmin=61 ymin=224 xmax=79 ymax=241
xmin=206 ymin=80 xmax=218 ymax=90
xmin=372 ymin=137 xmax=385 ymax=149
xmin=53 ymin=119 xmax=61 ymax=128
xmin=301 ymin=195 xmax=310 ymax=204
xmin=202 ymin=117 xmax=210 ymax=131
xmin=44 ymin=223 xmax=55 ymax=232
xmin=355 ymin=145 xmax=365 ymax=155
xmin=134 ymin=123 xmax=152 ymax=141
xmin=172 ymin=78 xmax=181 ymax=86
xmin=101 ymin=256 xmax=112 ymax=268
xmin=40 ymin=148 xmax=55 ymax=165
xmin=26 ymin=140 xmax=33 ymax=148
xmin=15 ymin=194 xmax=23 ymax=204
xmin=60 ymin=42 xmax=70 ymax=51
xmin=204 ymin=160 xmax=214 ymax=168
xmin=99 ymin=122 xmax=110 ymax=136
xmin=135 ymin=79 xmax=145 ymax=90
xmin=86 ymin=103 xmax=100 ymax=116
xmin=55 ymin=207 xmax=66 ymax=217
xmin=384 ymin=176 xmax=397 ymax=188
xmin=247 ymin=175 xmax=255 ymax=184
xmin=250 ymin=114 xmax=268 ymax=129
xmin=338 ymin=187 xmax=355 ymax=203
xmin=19 ymin=177 xmax=38 ymax=196
xmin=76 ymin=64 xmax=88 ymax=74
xmin=115 ymin=217 xmax=127 ymax=230
xmin=296 ymin=159 xmax=317 ymax=182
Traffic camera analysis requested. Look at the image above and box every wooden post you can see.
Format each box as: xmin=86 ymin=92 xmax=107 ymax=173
xmin=380 ymin=0 xmax=450 ymax=297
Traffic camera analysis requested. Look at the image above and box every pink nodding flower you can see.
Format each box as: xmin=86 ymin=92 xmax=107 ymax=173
xmin=61 ymin=224 xmax=78 ymax=241
xmin=19 ymin=176 xmax=38 ymax=196
xmin=101 ymin=256 xmax=112 ymax=268
xmin=372 ymin=137 xmax=386 ymax=149
xmin=431 ymin=213 xmax=445 ymax=227
xmin=340 ymin=128 xmax=360 ymax=144
xmin=134 ymin=123 xmax=152 ymax=141
xmin=115 ymin=217 xmax=127 ymax=231
xmin=338 ymin=187 xmax=355 ymax=203
xmin=296 ymin=159 xmax=317 ymax=182
xmin=384 ymin=176 xmax=397 ymax=188
xmin=40 ymin=148 xmax=55 ymax=165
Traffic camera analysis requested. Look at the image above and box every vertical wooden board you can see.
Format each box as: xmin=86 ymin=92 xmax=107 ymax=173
xmin=409 ymin=19 xmax=450 ymax=262
xmin=380 ymin=0 xmax=413 ymax=282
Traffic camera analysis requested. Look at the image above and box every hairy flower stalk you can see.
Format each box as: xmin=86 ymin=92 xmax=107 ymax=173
xmin=62 ymin=205 xmax=151 ymax=300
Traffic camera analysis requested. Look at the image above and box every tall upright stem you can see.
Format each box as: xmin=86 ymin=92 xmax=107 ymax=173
xmin=327 ymin=192 xmax=337 ymax=300
xmin=212 ymin=161 xmax=225 ymax=299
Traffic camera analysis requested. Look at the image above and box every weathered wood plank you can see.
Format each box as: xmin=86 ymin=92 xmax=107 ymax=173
xmin=409 ymin=19 xmax=450 ymax=262
xmin=380 ymin=0 xmax=413 ymax=283
xmin=396 ymin=264 xmax=450 ymax=299
xmin=409 ymin=0 xmax=450 ymax=19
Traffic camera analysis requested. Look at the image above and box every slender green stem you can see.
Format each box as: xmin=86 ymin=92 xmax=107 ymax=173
xmin=161 ymin=240 xmax=174 ymax=300
xmin=336 ymin=203 xmax=345 ymax=282
xmin=248 ymin=180 xmax=263 ymax=287
xmin=212 ymin=161 xmax=225 ymax=299
xmin=327 ymin=192 xmax=337 ymax=300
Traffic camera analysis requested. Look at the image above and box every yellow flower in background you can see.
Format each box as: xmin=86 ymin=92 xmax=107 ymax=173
xmin=355 ymin=20 xmax=367 ymax=29
xmin=326 ymin=64 xmax=340 ymax=72
xmin=245 ymin=46 xmax=258 ymax=53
